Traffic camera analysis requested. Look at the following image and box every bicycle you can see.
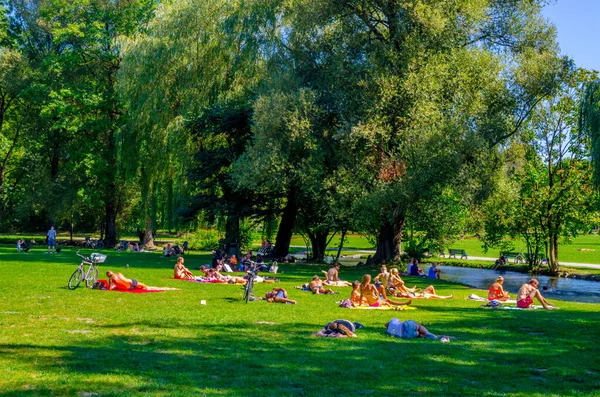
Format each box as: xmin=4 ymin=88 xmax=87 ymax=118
xmin=68 ymin=250 xmax=107 ymax=290
xmin=243 ymin=268 xmax=259 ymax=303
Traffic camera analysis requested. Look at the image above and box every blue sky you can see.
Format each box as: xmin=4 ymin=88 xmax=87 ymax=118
xmin=542 ymin=0 xmax=600 ymax=71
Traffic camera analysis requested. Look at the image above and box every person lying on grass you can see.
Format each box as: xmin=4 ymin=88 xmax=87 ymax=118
xmin=517 ymin=279 xmax=554 ymax=309
xmin=488 ymin=276 xmax=510 ymax=301
xmin=385 ymin=318 xmax=440 ymax=340
xmin=393 ymin=285 xmax=454 ymax=300
xmin=264 ymin=287 xmax=296 ymax=304
xmin=359 ymin=274 xmax=412 ymax=308
xmin=313 ymin=320 xmax=357 ymax=338
xmin=174 ymin=257 xmax=194 ymax=280
xmin=106 ymin=271 xmax=147 ymax=290
xmin=322 ymin=263 xmax=353 ymax=287
xmin=309 ymin=275 xmax=335 ymax=295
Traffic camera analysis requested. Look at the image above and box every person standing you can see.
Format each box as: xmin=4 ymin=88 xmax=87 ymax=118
xmin=47 ymin=226 xmax=57 ymax=254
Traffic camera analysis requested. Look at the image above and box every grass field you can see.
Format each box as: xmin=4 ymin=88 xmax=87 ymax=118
xmin=1 ymin=246 xmax=599 ymax=396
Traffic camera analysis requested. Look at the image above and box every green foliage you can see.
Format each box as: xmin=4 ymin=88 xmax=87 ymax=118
xmin=580 ymin=80 xmax=600 ymax=187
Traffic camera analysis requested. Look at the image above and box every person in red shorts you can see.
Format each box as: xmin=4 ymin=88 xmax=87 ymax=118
xmin=517 ymin=279 xmax=554 ymax=309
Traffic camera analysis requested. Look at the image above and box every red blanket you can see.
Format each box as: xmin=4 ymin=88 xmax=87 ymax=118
xmin=105 ymin=288 xmax=165 ymax=293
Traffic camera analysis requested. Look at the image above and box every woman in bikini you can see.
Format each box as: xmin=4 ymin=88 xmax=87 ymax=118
xmin=359 ymin=274 xmax=411 ymax=307
xmin=488 ymin=276 xmax=510 ymax=301
xmin=388 ymin=269 xmax=453 ymax=299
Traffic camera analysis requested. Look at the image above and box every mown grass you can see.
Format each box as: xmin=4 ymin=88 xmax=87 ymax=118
xmin=1 ymin=245 xmax=599 ymax=396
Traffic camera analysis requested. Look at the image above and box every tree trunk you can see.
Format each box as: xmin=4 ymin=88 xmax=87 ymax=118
xmin=308 ymin=230 xmax=328 ymax=261
xmin=368 ymin=212 xmax=405 ymax=264
xmin=547 ymin=232 xmax=559 ymax=274
xmin=335 ymin=229 xmax=347 ymax=261
xmin=142 ymin=216 xmax=154 ymax=248
xmin=104 ymin=187 xmax=118 ymax=248
xmin=225 ymin=215 xmax=240 ymax=245
xmin=274 ymin=188 xmax=298 ymax=258
xmin=0 ymin=170 xmax=4 ymax=227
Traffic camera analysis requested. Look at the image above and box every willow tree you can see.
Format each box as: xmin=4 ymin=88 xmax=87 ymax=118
xmin=118 ymin=0 xmax=276 ymax=246
xmin=580 ymin=80 xmax=600 ymax=188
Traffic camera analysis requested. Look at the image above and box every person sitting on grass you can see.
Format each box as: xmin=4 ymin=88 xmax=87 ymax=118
xmin=493 ymin=254 xmax=507 ymax=270
xmin=163 ymin=243 xmax=175 ymax=257
xmin=106 ymin=271 xmax=148 ymax=290
xmin=309 ymin=275 xmax=335 ymax=295
xmin=322 ymin=263 xmax=353 ymax=286
xmin=408 ymin=259 xmax=422 ymax=276
xmin=359 ymin=274 xmax=412 ymax=308
xmin=517 ymin=279 xmax=554 ymax=309
xmin=374 ymin=265 xmax=390 ymax=289
xmin=385 ymin=318 xmax=439 ymax=340
xmin=264 ymin=287 xmax=296 ymax=304
xmin=488 ymin=276 xmax=510 ymax=301
xmin=174 ymin=257 xmax=194 ymax=280
xmin=350 ymin=280 xmax=367 ymax=306
xmin=428 ymin=263 xmax=441 ymax=279
xmin=387 ymin=268 xmax=420 ymax=295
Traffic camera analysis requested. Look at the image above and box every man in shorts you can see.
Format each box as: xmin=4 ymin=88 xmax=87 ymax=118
xmin=517 ymin=278 xmax=554 ymax=309
xmin=385 ymin=318 xmax=438 ymax=340
xmin=47 ymin=226 xmax=57 ymax=253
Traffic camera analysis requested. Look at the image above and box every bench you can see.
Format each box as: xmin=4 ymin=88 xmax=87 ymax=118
xmin=500 ymin=252 xmax=524 ymax=264
xmin=448 ymin=249 xmax=468 ymax=259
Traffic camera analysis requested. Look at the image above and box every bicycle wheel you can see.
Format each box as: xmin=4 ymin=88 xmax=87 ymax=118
xmin=85 ymin=265 xmax=99 ymax=288
xmin=68 ymin=268 xmax=84 ymax=290
xmin=244 ymin=277 xmax=254 ymax=303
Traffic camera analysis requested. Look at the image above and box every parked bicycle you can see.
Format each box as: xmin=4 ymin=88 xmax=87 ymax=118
xmin=243 ymin=268 xmax=259 ymax=303
xmin=68 ymin=250 xmax=107 ymax=290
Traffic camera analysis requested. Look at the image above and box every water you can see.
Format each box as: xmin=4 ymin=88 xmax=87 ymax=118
xmin=439 ymin=266 xmax=600 ymax=304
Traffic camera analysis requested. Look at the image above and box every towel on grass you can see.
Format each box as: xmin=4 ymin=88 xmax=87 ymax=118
xmin=468 ymin=293 xmax=516 ymax=304
xmin=349 ymin=305 xmax=416 ymax=311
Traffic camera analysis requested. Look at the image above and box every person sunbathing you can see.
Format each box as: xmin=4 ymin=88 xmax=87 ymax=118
xmin=517 ymin=279 xmax=554 ymax=309
xmin=373 ymin=265 xmax=390 ymax=289
xmin=308 ymin=275 xmax=335 ymax=295
xmin=387 ymin=268 xmax=420 ymax=295
xmin=359 ymin=274 xmax=411 ymax=308
xmin=394 ymin=284 xmax=454 ymax=299
xmin=488 ymin=276 xmax=510 ymax=301
xmin=321 ymin=263 xmax=353 ymax=286
xmin=350 ymin=280 xmax=368 ymax=306
xmin=174 ymin=257 xmax=194 ymax=280
xmin=265 ymin=287 xmax=296 ymax=304
xmin=385 ymin=318 xmax=439 ymax=340
xmin=106 ymin=271 xmax=147 ymax=290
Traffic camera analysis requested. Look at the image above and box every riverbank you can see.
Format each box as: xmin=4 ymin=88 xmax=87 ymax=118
xmin=427 ymin=258 xmax=600 ymax=281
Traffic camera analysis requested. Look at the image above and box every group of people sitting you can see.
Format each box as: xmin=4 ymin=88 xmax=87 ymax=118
xmin=488 ymin=276 xmax=554 ymax=309
xmin=16 ymin=238 xmax=32 ymax=252
xmin=163 ymin=242 xmax=186 ymax=257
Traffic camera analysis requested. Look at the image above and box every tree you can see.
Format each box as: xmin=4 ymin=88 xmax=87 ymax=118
xmin=580 ymin=80 xmax=600 ymax=188
xmin=483 ymin=69 xmax=598 ymax=274
xmin=0 ymin=47 xmax=29 ymax=225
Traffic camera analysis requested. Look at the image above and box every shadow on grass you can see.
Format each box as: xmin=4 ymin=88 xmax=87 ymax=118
xmin=1 ymin=313 xmax=599 ymax=396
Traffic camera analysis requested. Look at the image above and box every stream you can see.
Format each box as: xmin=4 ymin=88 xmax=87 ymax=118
xmin=439 ymin=265 xmax=600 ymax=304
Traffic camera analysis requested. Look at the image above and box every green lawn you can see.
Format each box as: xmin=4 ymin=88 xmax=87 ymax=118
xmin=1 ymin=246 xmax=599 ymax=396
